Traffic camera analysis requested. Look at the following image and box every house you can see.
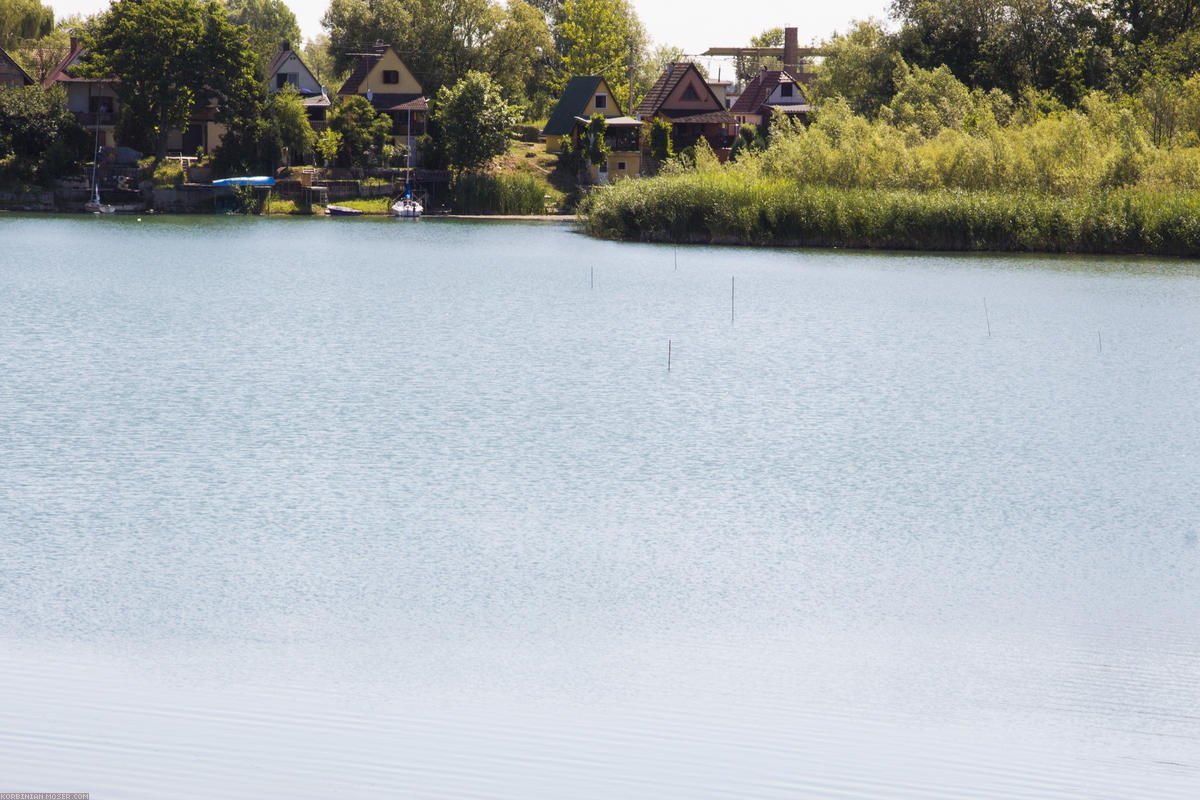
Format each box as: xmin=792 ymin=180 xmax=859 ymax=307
xmin=337 ymin=41 xmax=427 ymax=163
xmin=42 ymin=37 xmax=122 ymax=150
xmin=730 ymin=69 xmax=811 ymax=131
xmin=43 ymin=37 xmax=227 ymax=155
xmin=543 ymin=75 xmax=641 ymax=182
xmin=0 ymin=46 xmax=35 ymax=88
xmin=265 ymin=41 xmax=329 ymax=134
xmin=635 ymin=62 xmax=735 ymax=156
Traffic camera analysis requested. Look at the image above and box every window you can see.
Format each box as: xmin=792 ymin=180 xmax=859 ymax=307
xmin=617 ymin=161 xmax=626 ymax=171
xmin=89 ymin=95 xmax=115 ymax=113
xmin=594 ymin=94 xmax=607 ymax=109
xmin=780 ymin=83 xmax=793 ymax=98
xmin=681 ymin=84 xmax=700 ymax=101
xmin=276 ymin=72 xmax=298 ymax=90
xmin=382 ymin=70 xmax=399 ymax=84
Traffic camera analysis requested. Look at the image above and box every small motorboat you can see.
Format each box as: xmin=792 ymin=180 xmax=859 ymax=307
xmin=325 ymin=204 xmax=363 ymax=216
xmin=391 ymin=196 xmax=422 ymax=218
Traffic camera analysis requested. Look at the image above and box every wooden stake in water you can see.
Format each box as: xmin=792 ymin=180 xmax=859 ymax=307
xmin=668 ymin=339 xmax=672 ymax=371
xmin=983 ymin=297 xmax=991 ymax=337
xmin=731 ymin=277 xmax=736 ymax=324
xmin=1098 ymin=331 xmax=1102 ymax=353
xmin=590 ymin=266 xmax=593 ymax=289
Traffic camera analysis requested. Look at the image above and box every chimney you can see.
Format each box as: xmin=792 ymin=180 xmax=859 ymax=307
xmin=69 ymin=35 xmax=78 ymax=52
xmin=783 ymin=27 xmax=798 ymax=75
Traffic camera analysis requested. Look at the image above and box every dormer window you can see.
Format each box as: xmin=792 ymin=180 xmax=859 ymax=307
xmin=594 ymin=94 xmax=607 ymax=109
xmin=382 ymin=70 xmax=399 ymax=84
xmin=781 ymin=83 xmax=793 ymax=98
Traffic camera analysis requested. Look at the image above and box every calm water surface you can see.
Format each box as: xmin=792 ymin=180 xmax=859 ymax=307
xmin=2 ymin=214 xmax=1199 ymax=798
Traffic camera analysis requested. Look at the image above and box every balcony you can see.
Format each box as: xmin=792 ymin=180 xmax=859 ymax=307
xmin=75 ymin=111 xmax=118 ymax=127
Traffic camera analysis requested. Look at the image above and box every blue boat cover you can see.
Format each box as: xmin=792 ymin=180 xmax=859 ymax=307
xmin=212 ymin=176 xmax=275 ymax=186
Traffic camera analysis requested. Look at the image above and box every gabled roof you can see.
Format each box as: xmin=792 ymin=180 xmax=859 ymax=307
xmin=0 ymin=46 xmax=35 ymax=86
xmin=635 ymin=62 xmax=734 ymax=123
xmin=338 ymin=41 xmax=388 ymax=97
xmin=543 ymin=75 xmax=603 ymax=136
xmin=265 ymin=43 xmax=323 ymax=95
xmin=42 ymin=38 xmax=114 ymax=87
xmin=730 ymin=69 xmax=809 ymax=114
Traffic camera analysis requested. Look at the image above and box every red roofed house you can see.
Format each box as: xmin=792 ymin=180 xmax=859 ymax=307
xmin=730 ymin=69 xmax=811 ymax=131
xmin=1 ymin=46 xmax=35 ymax=88
xmin=42 ymin=37 xmax=121 ymax=150
xmin=635 ymin=62 xmax=735 ymax=157
xmin=43 ymin=36 xmax=227 ymax=155
xmin=337 ymin=41 xmax=427 ymax=164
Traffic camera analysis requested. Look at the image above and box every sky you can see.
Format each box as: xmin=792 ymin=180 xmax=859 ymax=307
xmin=48 ymin=0 xmax=894 ymax=55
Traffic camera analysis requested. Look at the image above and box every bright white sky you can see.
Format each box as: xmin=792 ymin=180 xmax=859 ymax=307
xmin=48 ymin=0 xmax=894 ymax=55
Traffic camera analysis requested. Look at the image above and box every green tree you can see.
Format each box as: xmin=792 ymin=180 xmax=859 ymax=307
xmin=328 ymin=93 xmax=391 ymax=167
xmin=430 ymin=69 xmax=517 ymax=173
xmin=812 ymin=19 xmax=906 ymax=117
xmin=221 ymin=0 xmax=302 ymax=71
xmin=890 ymin=0 xmax=1118 ymax=103
xmin=0 ymin=0 xmax=53 ymax=50
xmin=85 ymin=0 xmax=260 ymax=166
xmin=485 ymin=0 xmax=553 ymax=101
xmin=555 ymin=0 xmax=643 ymax=109
xmin=0 ymin=84 xmax=90 ymax=181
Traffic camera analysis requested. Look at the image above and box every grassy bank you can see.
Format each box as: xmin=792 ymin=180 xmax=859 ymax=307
xmin=581 ymin=171 xmax=1200 ymax=256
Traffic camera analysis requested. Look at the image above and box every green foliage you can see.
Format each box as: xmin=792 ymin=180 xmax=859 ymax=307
xmin=450 ymin=171 xmax=549 ymax=213
xmin=316 ymin=128 xmax=342 ymax=164
xmin=221 ymin=0 xmax=301 ymax=71
xmin=431 ymin=70 xmax=519 ymax=173
xmin=647 ymin=116 xmax=672 ymax=161
xmin=811 ymin=19 xmax=906 ymax=117
xmin=85 ymin=0 xmax=260 ymax=164
xmin=882 ymin=64 xmax=973 ymax=138
xmin=328 ymin=94 xmax=391 ymax=168
xmin=0 ymin=0 xmax=52 ymax=50
xmin=269 ymin=86 xmax=317 ymax=157
xmin=151 ymin=160 xmax=186 ymax=187
xmin=584 ymin=113 xmax=609 ymax=166
xmin=555 ymin=0 xmax=642 ymax=109
xmin=0 ymin=84 xmax=90 ymax=181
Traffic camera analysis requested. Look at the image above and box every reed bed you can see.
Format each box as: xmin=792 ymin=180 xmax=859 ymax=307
xmin=582 ymin=172 xmax=1200 ymax=256
xmin=451 ymin=172 xmax=549 ymax=215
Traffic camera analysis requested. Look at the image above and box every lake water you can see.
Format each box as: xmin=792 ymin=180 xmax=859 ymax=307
xmin=2 ymin=214 xmax=1199 ymax=798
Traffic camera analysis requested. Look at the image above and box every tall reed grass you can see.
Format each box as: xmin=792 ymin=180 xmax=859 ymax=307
xmin=582 ymin=170 xmax=1200 ymax=255
xmin=451 ymin=172 xmax=549 ymax=214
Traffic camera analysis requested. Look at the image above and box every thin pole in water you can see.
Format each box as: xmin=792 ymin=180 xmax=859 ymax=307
xmin=983 ymin=297 xmax=991 ymax=337
xmin=1098 ymin=331 xmax=1102 ymax=353
xmin=674 ymin=245 xmax=678 ymax=271
xmin=731 ymin=277 xmax=736 ymax=324
xmin=590 ymin=266 xmax=593 ymax=289
xmin=668 ymin=339 xmax=672 ymax=371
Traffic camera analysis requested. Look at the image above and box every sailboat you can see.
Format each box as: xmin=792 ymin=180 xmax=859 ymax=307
xmin=84 ymin=115 xmax=114 ymax=214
